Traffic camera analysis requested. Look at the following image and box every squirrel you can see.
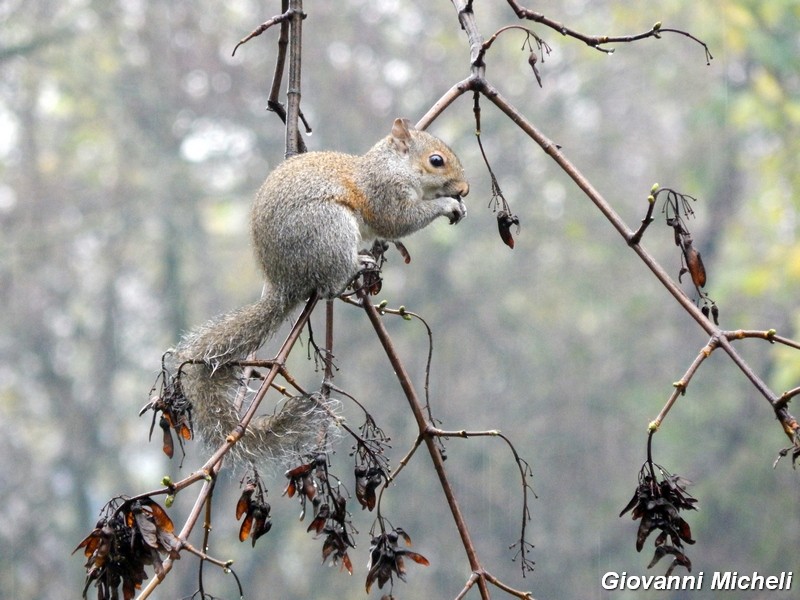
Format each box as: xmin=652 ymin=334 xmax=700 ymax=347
xmin=171 ymin=118 xmax=469 ymax=469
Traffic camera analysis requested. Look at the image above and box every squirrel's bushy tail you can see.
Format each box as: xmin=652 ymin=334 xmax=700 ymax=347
xmin=174 ymin=291 xmax=338 ymax=469
xmin=177 ymin=290 xmax=293 ymax=368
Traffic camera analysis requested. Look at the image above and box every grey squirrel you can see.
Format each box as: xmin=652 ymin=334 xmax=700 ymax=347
xmin=173 ymin=118 xmax=469 ymax=468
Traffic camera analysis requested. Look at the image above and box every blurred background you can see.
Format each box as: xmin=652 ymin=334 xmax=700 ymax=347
xmin=1 ymin=1 xmax=798 ymax=598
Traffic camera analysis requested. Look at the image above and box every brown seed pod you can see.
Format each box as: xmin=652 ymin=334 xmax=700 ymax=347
xmin=684 ymin=245 xmax=706 ymax=288
xmin=497 ymin=210 xmax=521 ymax=249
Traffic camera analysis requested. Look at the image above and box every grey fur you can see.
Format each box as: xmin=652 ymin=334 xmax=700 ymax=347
xmin=174 ymin=119 xmax=469 ymax=470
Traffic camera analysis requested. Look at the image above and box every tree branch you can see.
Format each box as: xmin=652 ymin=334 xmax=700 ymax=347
xmin=358 ymin=287 xmax=492 ymax=600
xmin=285 ymin=0 xmax=305 ymax=157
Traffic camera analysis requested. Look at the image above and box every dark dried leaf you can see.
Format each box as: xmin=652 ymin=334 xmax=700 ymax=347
xmin=365 ymin=528 xmax=428 ymax=593
xmin=654 ymin=530 xmax=667 ymax=547
xmin=677 ymin=517 xmax=695 ymax=544
xmin=622 ymin=462 xmax=697 ymax=576
xmin=156 ymin=528 xmax=181 ymax=559
xmin=321 ymin=534 xmax=338 ymax=563
xmin=395 ymin=554 xmax=407 ymax=580
xmin=251 ymin=512 xmax=272 ymax=547
xmin=284 ymin=461 xmax=315 ymax=479
xmin=160 ymin=417 xmax=174 ymax=458
xmin=307 ymin=507 xmax=329 ymax=535
xmin=141 ymin=369 xmax=195 ymax=461
xmin=402 ymin=550 xmax=429 ymax=566
xmin=342 ymin=551 xmax=353 ymax=575
xmin=647 ymin=545 xmax=668 ymax=569
xmin=303 ymin=476 xmax=317 ymax=500
xmin=395 ymin=527 xmax=412 ymax=546
xmin=366 ymin=557 xmax=394 ymax=593
xmin=122 ymin=576 xmax=137 ymax=600
xmin=133 ymin=510 xmax=159 ymax=550
xmin=142 ymin=500 xmax=174 ymax=533
xmin=321 ymin=529 xmax=353 ymax=573
xmin=636 ymin=512 xmax=655 ymax=552
xmin=619 ymin=489 xmax=641 ymax=518
xmin=177 ymin=419 xmax=192 ymax=441
xmin=685 ymin=246 xmax=706 ymax=288
xmin=665 ymin=551 xmax=692 ymax=576
xmin=238 ymin=513 xmax=253 ymax=543
xmin=236 ymin=488 xmax=253 ymax=521
xmin=307 ymin=498 xmax=328 ymax=529
xmin=497 ymin=210 xmax=520 ymax=249
xmin=355 ymin=467 xmax=383 ymax=511
xmin=77 ymin=498 xmax=183 ymax=600
xmin=284 ymin=461 xmax=317 ymax=502
xmin=672 ymin=224 xmax=682 ymax=246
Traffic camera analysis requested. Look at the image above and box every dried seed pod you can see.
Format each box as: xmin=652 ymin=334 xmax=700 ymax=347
xmin=528 ymin=52 xmax=542 ymax=87
xmin=497 ymin=210 xmax=521 ymax=249
xmin=684 ymin=245 xmax=706 ymax=288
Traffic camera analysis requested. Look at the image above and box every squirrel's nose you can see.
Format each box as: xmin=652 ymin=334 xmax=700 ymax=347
xmin=459 ymin=182 xmax=470 ymax=198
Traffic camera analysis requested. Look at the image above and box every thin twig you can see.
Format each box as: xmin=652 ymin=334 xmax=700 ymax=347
xmin=231 ymin=8 xmax=294 ymax=56
xmin=268 ymin=0 xmax=290 ymax=108
xmin=428 ymin=427 xmax=536 ymax=575
xmin=373 ymin=302 xmax=438 ymax=419
xmin=384 ymin=434 xmax=424 ymax=486
xmin=649 ymin=336 xmax=719 ymax=431
xmin=505 ymin=0 xmax=712 ymax=62
xmin=629 ymin=188 xmax=658 ymax=245
xmin=358 ymin=286 xmax=492 ymax=600
xmin=484 ymin=569 xmax=537 ymax=599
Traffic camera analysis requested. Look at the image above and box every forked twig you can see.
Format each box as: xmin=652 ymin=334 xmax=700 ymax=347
xmin=358 ymin=286 xmax=493 ymax=600
xmin=504 ymin=0 xmax=712 ymax=62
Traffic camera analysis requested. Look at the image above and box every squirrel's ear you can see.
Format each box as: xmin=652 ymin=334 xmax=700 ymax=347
xmin=390 ymin=118 xmax=413 ymax=154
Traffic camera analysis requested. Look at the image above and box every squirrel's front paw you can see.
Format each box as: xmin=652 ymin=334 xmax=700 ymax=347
xmin=358 ymin=252 xmax=378 ymax=272
xmin=447 ymin=198 xmax=467 ymax=225
xmin=357 ymin=251 xmax=382 ymax=295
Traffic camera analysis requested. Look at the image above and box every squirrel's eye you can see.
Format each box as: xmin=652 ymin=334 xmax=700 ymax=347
xmin=429 ymin=153 xmax=445 ymax=168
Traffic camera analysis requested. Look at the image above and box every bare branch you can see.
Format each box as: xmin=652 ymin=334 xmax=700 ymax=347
xmin=231 ymin=8 xmax=294 ymax=57
xmin=505 ymin=0 xmax=713 ymax=62
xmin=359 ymin=286 xmax=493 ymax=600
xmin=649 ymin=336 xmax=719 ymax=432
xmin=285 ymin=1 xmax=305 ymax=157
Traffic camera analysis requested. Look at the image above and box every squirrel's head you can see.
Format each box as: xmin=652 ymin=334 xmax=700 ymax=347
xmin=389 ymin=118 xmax=470 ymax=201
